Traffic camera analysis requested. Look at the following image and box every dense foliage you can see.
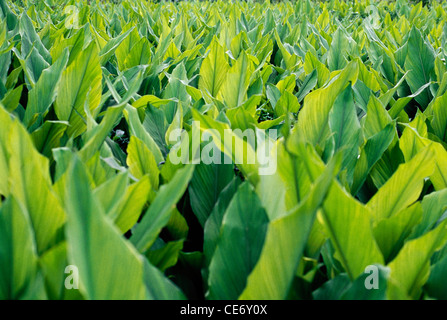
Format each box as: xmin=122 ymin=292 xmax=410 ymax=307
xmin=0 ymin=0 xmax=446 ymax=300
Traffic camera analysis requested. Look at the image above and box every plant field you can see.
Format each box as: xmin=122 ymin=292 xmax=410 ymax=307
xmin=0 ymin=0 xmax=447 ymax=300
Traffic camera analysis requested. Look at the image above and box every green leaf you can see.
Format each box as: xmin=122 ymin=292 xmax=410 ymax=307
xmin=19 ymin=12 xmax=51 ymax=64
xmin=303 ymin=51 xmax=330 ymax=88
xmin=24 ymin=48 xmax=69 ymax=127
xmin=220 ymin=51 xmax=255 ymax=109
xmin=198 ymin=36 xmax=229 ymax=98
xmin=399 ymin=124 xmax=447 ymax=191
xmin=424 ymin=254 xmax=447 ymax=299
xmin=124 ymin=105 xmax=164 ymax=165
xmin=191 ymin=109 xmax=259 ymax=185
xmin=366 ymin=145 xmax=436 ymax=221
xmin=410 ymin=189 xmax=447 ymax=239
xmin=130 ymin=165 xmax=195 ymax=253
xmin=320 ymin=183 xmax=384 ymax=280
xmin=113 ymin=175 xmax=151 ymax=233
xmin=0 ymin=197 xmax=39 ymax=300
xmin=54 ymin=41 xmax=102 ymax=138
xmin=338 ymin=265 xmax=390 ymax=300
xmin=327 ymin=27 xmax=351 ymax=71
xmin=31 ymin=121 xmax=69 ymax=159
xmin=39 ymin=242 xmax=69 ymax=300
xmin=203 ymin=178 xmax=241 ymax=266
xmin=373 ymin=203 xmax=423 ymax=263
xmin=351 ymin=122 xmax=395 ymax=196
xmin=126 ymin=136 xmax=159 ymax=189
xmin=313 ymin=274 xmax=351 ymax=300
xmin=388 ymin=220 xmax=447 ymax=299
xmin=0 ymin=84 xmax=22 ymax=112
xmin=188 ymin=160 xmax=234 ymax=227
xmin=431 ymin=91 xmax=447 ymax=142
xmin=146 ymin=239 xmax=184 ymax=272
xmin=8 ymin=119 xmax=65 ymax=255
xmin=328 ymin=85 xmax=361 ymax=183
xmin=79 ymin=105 xmax=125 ymax=162
xmin=239 ymin=156 xmax=339 ymax=299
xmin=404 ymin=27 xmax=435 ymax=108
xmin=362 ymin=95 xmax=393 ymax=140
xmin=207 ymin=182 xmax=269 ymax=300
xmin=297 ymin=61 xmax=358 ymax=147
xmin=64 ymin=157 xmax=147 ymax=300
xmin=275 ymin=91 xmax=300 ymax=117
xmin=296 ymin=69 xmax=318 ymax=103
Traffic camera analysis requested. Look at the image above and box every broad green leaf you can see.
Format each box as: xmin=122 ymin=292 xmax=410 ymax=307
xmin=124 ymin=105 xmax=164 ymax=164
xmin=424 ymin=254 xmax=447 ymax=299
xmin=131 ymin=165 xmax=195 ymax=253
xmin=126 ymin=136 xmax=159 ymax=189
xmin=296 ymin=69 xmax=318 ymax=103
xmin=114 ymin=175 xmax=151 ymax=233
xmin=191 ymin=109 xmax=259 ymax=185
xmin=146 ymin=239 xmax=184 ymax=272
xmin=0 ymin=84 xmax=22 ymax=112
xmin=0 ymin=105 xmax=12 ymax=196
xmin=399 ymin=124 xmax=447 ymax=190
xmin=274 ymin=29 xmax=299 ymax=70
xmin=320 ymin=183 xmax=384 ymax=280
xmin=410 ymin=189 xmax=447 ymax=239
xmin=366 ymin=145 xmax=436 ymax=221
xmin=203 ymin=177 xmax=241 ymax=266
xmin=388 ymin=220 xmax=447 ymax=299
xmin=24 ymin=48 xmax=69 ymax=127
xmin=188 ymin=159 xmax=234 ymax=227
xmin=362 ymin=95 xmax=393 ymax=140
xmin=0 ymin=197 xmax=39 ymax=300
xmin=303 ymin=51 xmax=330 ymax=88
xmin=31 ymin=121 xmax=68 ymax=159
xmin=404 ymin=27 xmax=435 ymax=108
xmin=54 ymin=41 xmax=102 ymax=138
xmin=275 ymin=91 xmax=300 ymax=117
xmin=351 ymin=122 xmax=395 ymax=196
xmin=297 ymin=61 xmax=358 ymax=147
xmin=8 ymin=120 xmax=65 ymax=255
xmin=198 ymin=36 xmax=229 ymax=97
xmin=93 ymin=171 xmax=128 ymax=216
xmin=373 ymin=203 xmax=423 ymax=263
xmin=341 ymin=265 xmax=391 ymax=300
xmin=207 ymin=182 xmax=268 ymax=300
xmin=431 ymin=91 xmax=447 ymax=142
xmin=328 ymin=85 xmax=361 ymax=183
xmin=220 ymin=51 xmax=255 ymax=109
xmin=312 ymin=273 xmax=351 ymax=300
xmin=327 ymin=27 xmax=351 ymax=71
xmin=132 ymin=95 xmax=174 ymax=109
xmin=39 ymin=242 xmax=69 ymax=300
xmin=240 ymin=156 xmax=339 ymax=299
xmin=64 ymin=157 xmax=146 ymax=300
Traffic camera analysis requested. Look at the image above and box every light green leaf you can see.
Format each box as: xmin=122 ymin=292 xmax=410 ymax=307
xmin=65 ymin=157 xmax=146 ymax=300
xmin=240 ymin=156 xmax=339 ymax=299
xmin=320 ymin=183 xmax=384 ymax=280
xmin=131 ymin=165 xmax=195 ymax=253
xmin=366 ymin=145 xmax=436 ymax=221
xmin=198 ymin=36 xmax=229 ymax=98
xmin=388 ymin=220 xmax=447 ymax=299
xmin=54 ymin=41 xmax=102 ymax=138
